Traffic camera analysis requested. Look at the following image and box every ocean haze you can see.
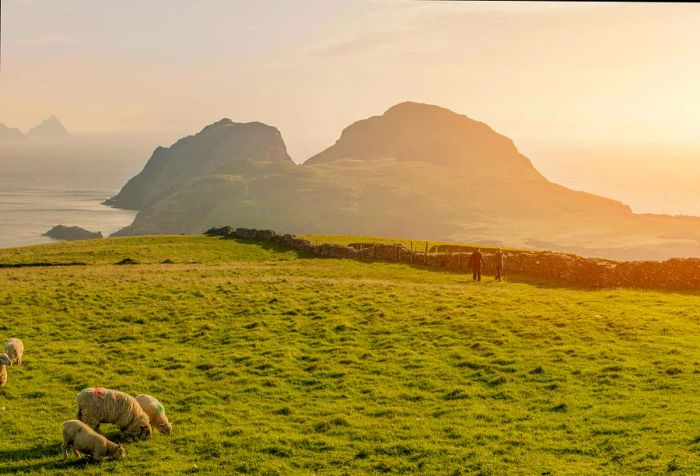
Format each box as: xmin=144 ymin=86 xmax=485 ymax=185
xmin=0 ymin=136 xmax=155 ymax=249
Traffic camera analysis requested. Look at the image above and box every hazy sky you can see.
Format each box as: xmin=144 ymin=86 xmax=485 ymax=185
xmin=2 ymin=1 xmax=700 ymax=214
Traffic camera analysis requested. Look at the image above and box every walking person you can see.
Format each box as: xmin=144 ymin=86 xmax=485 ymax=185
xmin=469 ymin=248 xmax=485 ymax=281
xmin=494 ymin=248 xmax=504 ymax=281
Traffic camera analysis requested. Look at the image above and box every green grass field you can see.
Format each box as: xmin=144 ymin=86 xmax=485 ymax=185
xmin=0 ymin=235 xmax=699 ymax=475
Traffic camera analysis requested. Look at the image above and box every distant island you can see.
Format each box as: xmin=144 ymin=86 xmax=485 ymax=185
xmin=27 ymin=116 xmax=70 ymax=138
xmin=44 ymin=225 xmax=102 ymax=241
xmin=0 ymin=116 xmax=70 ymax=140
xmin=0 ymin=124 xmax=25 ymax=140
xmin=106 ymin=102 xmax=700 ymax=261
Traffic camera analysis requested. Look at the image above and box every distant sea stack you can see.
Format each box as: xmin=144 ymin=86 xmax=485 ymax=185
xmin=27 ymin=115 xmax=70 ymax=138
xmin=0 ymin=123 xmax=25 ymax=140
xmin=43 ymin=225 xmax=102 ymax=241
xmin=105 ymin=118 xmax=293 ymax=211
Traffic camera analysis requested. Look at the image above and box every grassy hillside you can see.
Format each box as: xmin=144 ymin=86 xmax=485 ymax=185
xmin=0 ymin=236 xmax=699 ymax=475
xmin=300 ymin=234 xmax=528 ymax=253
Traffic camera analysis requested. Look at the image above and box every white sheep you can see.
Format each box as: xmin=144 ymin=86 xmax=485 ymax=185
xmin=76 ymin=388 xmax=152 ymax=440
xmin=5 ymin=338 xmax=24 ymax=365
xmin=0 ymin=354 xmax=10 ymax=387
xmin=135 ymin=394 xmax=172 ymax=435
xmin=62 ymin=419 xmax=126 ymax=462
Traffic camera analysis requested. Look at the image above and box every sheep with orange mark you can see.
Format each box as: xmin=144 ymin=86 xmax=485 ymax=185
xmin=76 ymin=388 xmax=152 ymax=440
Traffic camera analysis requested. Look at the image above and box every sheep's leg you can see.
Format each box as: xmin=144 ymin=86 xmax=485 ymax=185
xmin=61 ymin=443 xmax=69 ymax=460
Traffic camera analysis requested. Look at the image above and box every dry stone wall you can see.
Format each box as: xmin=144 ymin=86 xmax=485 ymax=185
xmin=205 ymin=227 xmax=700 ymax=291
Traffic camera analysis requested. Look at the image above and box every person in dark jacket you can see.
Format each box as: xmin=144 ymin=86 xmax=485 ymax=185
xmin=494 ymin=248 xmax=504 ymax=281
xmin=469 ymin=248 xmax=485 ymax=281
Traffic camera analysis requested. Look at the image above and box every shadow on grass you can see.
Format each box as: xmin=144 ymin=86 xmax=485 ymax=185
xmin=215 ymin=236 xmax=311 ymax=259
xmin=0 ymin=443 xmax=92 ymax=474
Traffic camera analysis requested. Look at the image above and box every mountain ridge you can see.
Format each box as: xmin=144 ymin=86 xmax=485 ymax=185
xmin=106 ymin=102 xmax=700 ymax=260
xmin=305 ymin=101 xmax=544 ymax=180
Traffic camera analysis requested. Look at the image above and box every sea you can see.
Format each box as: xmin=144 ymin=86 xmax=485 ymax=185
xmin=0 ymin=136 xmax=156 ymax=249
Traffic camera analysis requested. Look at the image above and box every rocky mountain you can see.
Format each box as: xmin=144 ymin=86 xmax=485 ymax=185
xmin=106 ymin=119 xmax=293 ymax=212
xmin=26 ymin=115 xmax=70 ymax=138
xmin=0 ymin=124 xmax=25 ymax=140
xmin=107 ymin=102 xmax=700 ymax=260
xmin=307 ymin=102 xmax=543 ymax=180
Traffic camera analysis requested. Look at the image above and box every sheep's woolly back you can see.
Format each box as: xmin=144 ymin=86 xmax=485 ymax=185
xmin=135 ymin=394 xmax=172 ymax=434
xmin=77 ymin=388 xmax=151 ymax=436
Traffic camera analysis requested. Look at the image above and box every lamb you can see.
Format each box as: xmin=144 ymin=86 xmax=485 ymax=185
xmin=76 ymin=388 xmax=152 ymax=440
xmin=5 ymin=338 xmax=24 ymax=365
xmin=135 ymin=394 xmax=172 ymax=435
xmin=62 ymin=419 xmax=125 ymax=462
xmin=0 ymin=354 xmax=10 ymax=387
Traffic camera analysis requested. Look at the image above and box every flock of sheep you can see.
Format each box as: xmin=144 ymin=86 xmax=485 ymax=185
xmin=1 ymin=337 xmax=173 ymax=463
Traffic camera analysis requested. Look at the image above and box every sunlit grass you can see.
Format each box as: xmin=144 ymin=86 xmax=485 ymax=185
xmin=300 ymin=234 xmax=527 ymax=253
xmin=0 ymin=235 xmax=698 ymax=474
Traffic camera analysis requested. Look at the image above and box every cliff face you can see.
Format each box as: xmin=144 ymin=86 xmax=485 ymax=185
xmin=107 ymin=103 xmax=700 ymax=260
xmin=105 ymin=119 xmax=293 ymax=210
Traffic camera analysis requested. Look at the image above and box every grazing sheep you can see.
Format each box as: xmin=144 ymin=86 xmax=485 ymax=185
xmin=0 ymin=354 xmax=10 ymax=387
xmin=76 ymin=388 xmax=152 ymax=440
xmin=5 ymin=338 xmax=24 ymax=365
xmin=62 ymin=419 xmax=125 ymax=462
xmin=135 ymin=394 xmax=172 ymax=435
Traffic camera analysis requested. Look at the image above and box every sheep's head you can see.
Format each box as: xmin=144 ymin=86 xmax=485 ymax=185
xmin=159 ymin=422 xmax=172 ymax=435
xmin=113 ymin=443 xmax=126 ymax=460
xmin=137 ymin=423 xmax=152 ymax=440
xmin=0 ymin=354 xmax=11 ymax=366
